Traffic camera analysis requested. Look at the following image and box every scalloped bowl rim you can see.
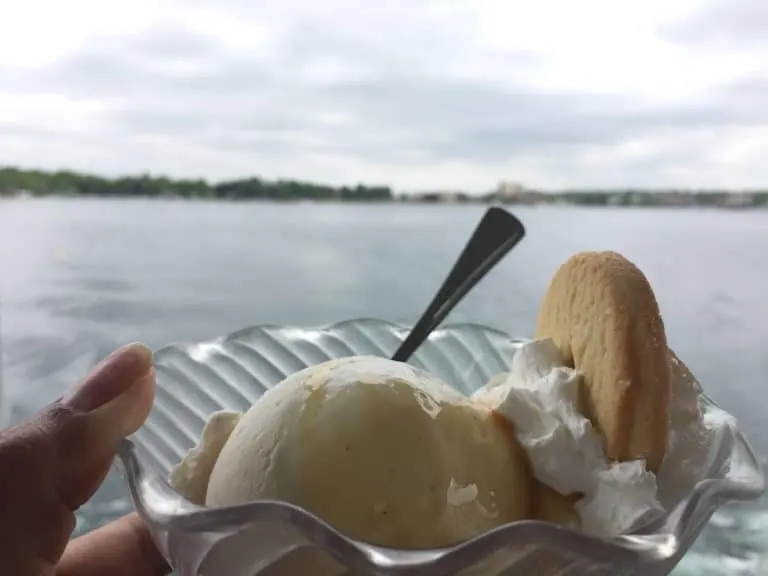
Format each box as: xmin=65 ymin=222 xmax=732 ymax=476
xmin=151 ymin=317 xmax=530 ymax=354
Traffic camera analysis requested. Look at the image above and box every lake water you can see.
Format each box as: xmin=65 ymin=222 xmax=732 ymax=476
xmin=1 ymin=198 xmax=766 ymax=574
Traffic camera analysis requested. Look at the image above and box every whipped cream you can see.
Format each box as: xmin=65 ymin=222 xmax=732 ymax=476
xmin=657 ymin=350 xmax=735 ymax=509
xmin=472 ymin=338 xmax=734 ymax=537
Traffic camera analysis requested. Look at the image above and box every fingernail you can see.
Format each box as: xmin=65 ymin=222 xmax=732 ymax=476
xmin=63 ymin=343 xmax=154 ymax=412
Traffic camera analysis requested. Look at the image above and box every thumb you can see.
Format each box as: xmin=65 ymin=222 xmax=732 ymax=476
xmin=56 ymin=342 xmax=156 ymax=510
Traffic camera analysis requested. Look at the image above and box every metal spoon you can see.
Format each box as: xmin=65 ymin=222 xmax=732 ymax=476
xmin=391 ymin=206 xmax=526 ymax=362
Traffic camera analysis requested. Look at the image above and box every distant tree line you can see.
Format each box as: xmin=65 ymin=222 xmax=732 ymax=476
xmin=556 ymin=189 xmax=768 ymax=207
xmin=0 ymin=167 xmax=394 ymax=201
xmin=2 ymin=165 xmax=766 ymax=207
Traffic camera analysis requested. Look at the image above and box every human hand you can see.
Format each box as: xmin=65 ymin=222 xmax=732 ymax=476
xmin=0 ymin=343 xmax=171 ymax=576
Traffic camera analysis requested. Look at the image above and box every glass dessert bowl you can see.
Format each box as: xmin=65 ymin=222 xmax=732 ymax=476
xmin=116 ymin=319 xmax=765 ymax=576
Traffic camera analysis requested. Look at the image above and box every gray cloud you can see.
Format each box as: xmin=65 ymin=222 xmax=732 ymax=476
xmin=662 ymin=0 xmax=768 ymax=48
xmin=2 ymin=3 xmax=768 ymax=188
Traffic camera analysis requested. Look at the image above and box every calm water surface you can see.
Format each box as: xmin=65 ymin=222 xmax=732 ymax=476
xmin=0 ymin=198 xmax=766 ymax=574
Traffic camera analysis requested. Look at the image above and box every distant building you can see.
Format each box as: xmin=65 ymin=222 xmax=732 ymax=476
xmin=494 ymin=181 xmax=550 ymax=205
xmin=497 ymin=181 xmax=526 ymax=200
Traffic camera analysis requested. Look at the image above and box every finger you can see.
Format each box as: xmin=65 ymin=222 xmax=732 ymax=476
xmin=57 ymin=514 xmax=171 ymax=576
xmin=63 ymin=342 xmax=154 ymax=413
xmin=54 ymin=343 xmax=156 ymax=509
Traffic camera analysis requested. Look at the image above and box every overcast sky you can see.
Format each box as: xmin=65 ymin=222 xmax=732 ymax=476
xmin=1 ymin=0 xmax=767 ymax=191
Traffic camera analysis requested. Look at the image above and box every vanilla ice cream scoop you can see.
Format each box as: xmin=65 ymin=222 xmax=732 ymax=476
xmin=201 ymin=356 xmax=532 ymax=549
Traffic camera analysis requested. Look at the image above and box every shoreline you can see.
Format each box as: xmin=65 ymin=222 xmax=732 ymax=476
xmin=3 ymin=194 xmax=766 ymax=211
xmin=2 ymin=166 xmax=767 ymax=210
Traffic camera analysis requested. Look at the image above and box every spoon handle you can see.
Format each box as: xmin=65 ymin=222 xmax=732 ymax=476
xmin=391 ymin=207 xmax=526 ymax=363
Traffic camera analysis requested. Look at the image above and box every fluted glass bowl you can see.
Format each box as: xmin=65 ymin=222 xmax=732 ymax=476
xmin=115 ymin=319 xmax=765 ymax=575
